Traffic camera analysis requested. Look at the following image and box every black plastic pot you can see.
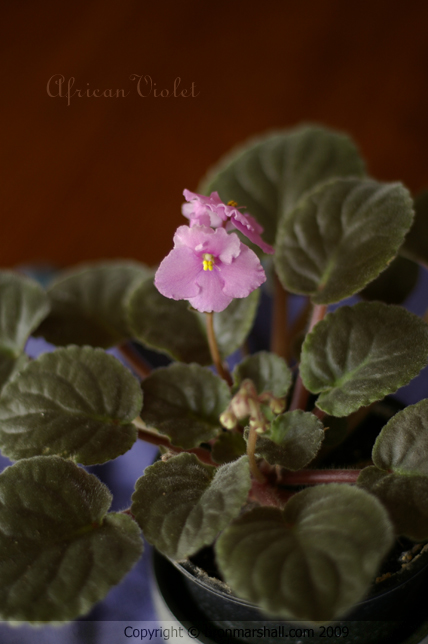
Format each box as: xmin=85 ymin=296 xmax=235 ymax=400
xmin=153 ymin=544 xmax=428 ymax=644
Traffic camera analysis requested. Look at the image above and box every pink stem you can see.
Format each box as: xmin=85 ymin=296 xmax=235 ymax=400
xmin=118 ymin=342 xmax=152 ymax=379
xmin=278 ymin=469 xmax=361 ymax=486
xmin=289 ymin=304 xmax=327 ymax=411
xmin=137 ymin=428 xmax=217 ymax=466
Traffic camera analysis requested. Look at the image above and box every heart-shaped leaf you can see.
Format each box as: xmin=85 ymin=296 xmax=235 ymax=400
xmin=372 ymin=399 xmax=428 ymax=476
xmin=126 ymin=280 xmax=211 ymax=364
xmin=275 ymin=178 xmax=414 ymax=304
xmin=131 ymin=453 xmax=250 ymax=560
xmin=0 ymin=456 xmax=143 ymax=622
xmin=358 ymin=466 xmax=428 ymax=541
xmin=200 ymin=126 xmax=365 ymax=249
xmin=233 ymin=351 xmax=292 ymax=397
xmin=251 ymin=410 xmax=324 ymax=470
xmin=211 ymin=431 xmax=247 ymax=464
xmin=360 ymin=255 xmax=419 ymax=305
xmin=35 ymin=261 xmax=152 ymax=348
xmin=300 ymin=302 xmax=428 ymax=416
xmin=215 ymin=484 xmax=393 ymax=621
xmin=357 ymin=400 xmax=428 ymax=541
xmin=401 ymin=190 xmax=428 ymax=265
xmin=0 ymin=271 xmax=50 ymax=391
xmin=0 ymin=346 xmax=142 ymax=464
xmin=140 ymin=363 xmax=231 ymax=449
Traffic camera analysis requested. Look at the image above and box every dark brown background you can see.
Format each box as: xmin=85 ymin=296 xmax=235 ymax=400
xmin=2 ymin=1 xmax=428 ymax=270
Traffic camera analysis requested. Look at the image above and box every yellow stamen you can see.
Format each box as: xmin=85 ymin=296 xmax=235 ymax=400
xmin=227 ymin=200 xmax=238 ymax=207
xmin=202 ymin=253 xmax=214 ymax=271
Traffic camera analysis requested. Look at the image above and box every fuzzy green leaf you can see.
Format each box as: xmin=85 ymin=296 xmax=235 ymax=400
xmin=275 ymin=178 xmax=414 ymax=304
xmin=35 ymin=261 xmax=152 ymax=348
xmin=360 ymin=255 xmax=419 ymax=305
xmin=127 ymin=281 xmax=259 ymax=363
xmin=126 ymin=281 xmax=211 ymax=364
xmin=131 ymin=453 xmax=250 ymax=560
xmin=211 ymin=432 xmax=247 ymax=464
xmin=140 ymin=363 xmax=231 ymax=448
xmin=0 ymin=271 xmax=50 ymax=353
xmin=300 ymin=302 xmax=428 ymax=416
xmin=0 ymin=354 xmax=28 ymax=394
xmin=0 ymin=272 xmax=50 ymax=391
xmin=0 ymin=456 xmax=143 ymax=622
xmin=358 ymin=400 xmax=428 ymax=541
xmin=251 ymin=410 xmax=324 ymax=470
xmin=401 ymin=190 xmax=428 ymax=265
xmin=200 ymin=126 xmax=365 ymax=249
xmin=358 ymin=467 xmax=428 ymax=541
xmin=216 ymin=484 xmax=393 ymax=621
xmin=373 ymin=399 xmax=428 ymax=476
xmin=233 ymin=351 xmax=292 ymax=397
xmin=0 ymin=346 xmax=142 ymax=464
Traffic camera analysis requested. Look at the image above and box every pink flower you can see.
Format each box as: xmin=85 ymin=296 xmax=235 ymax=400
xmin=154 ymin=225 xmax=266 ymax=313
xmin=182 ymin=190 xmax=274 ymax=255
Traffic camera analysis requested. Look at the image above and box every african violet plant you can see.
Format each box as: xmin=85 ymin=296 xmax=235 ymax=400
xmin=1 ymin=125 xmax=428 ymax=624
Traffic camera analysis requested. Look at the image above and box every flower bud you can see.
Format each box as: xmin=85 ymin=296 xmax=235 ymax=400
xmin=220 ymin=410 xmax=238 ymax=430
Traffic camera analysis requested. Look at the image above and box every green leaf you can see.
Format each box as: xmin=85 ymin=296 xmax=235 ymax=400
xmin=210 ymin=289 xmax=261 ymax=359
xmin=0 ymin=456 xmax=143 ymax=622
xmin=360 ymin=255 xmax=419 ymax=305
xmin=233 ymin=351 xmax=292 ymax=397
xmin=373 ymin=399 xmax=428 ymax=476
xmin=126 ymin=281 xmax=260 ymax=363
xmin=216 ymin=484 xmax=393 ymax=621
xmin=0 ymin=354 xmax=28 ymax=394
xmin=140 ymin=363 xmax=231 ymax=448
xmin=200 ymin=125 xmax=365 ymax=249
xmin=0 ymin=346 xmax=142 ymax=465
xmin=275 ymin=178 xmax=414 ymax=304
xmin=35 ymin=261 xmax=152 ymax=348
xmin=357 ymin=400 xmax=428 ymax=540
xmin=300 ymin=302 xmax=428 ymax=416
xmin=126 ymin=280 xmax=211 ymax=364
xmin=358 ymin=466 xmax=428 ymax=541
xmin=401 ymin=190 xmax=428 ymax=265
xmin=131 ymin=453 xmax=250 ymax=560
xmin=0 ymin=272 xmax=50 ymax=391
xmin=211 ymin=431 xmax=247 ymax=464
xmin=251 ymin=410 xmax=324 ymax=470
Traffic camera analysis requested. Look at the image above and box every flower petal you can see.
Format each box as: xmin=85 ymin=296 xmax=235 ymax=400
xmin=154 ymin=246 xmax=202 ymax=299
xmin=182 ymin=190 xmax=224 ymax=227
xmin=204 ymin=228 xmax=241 ymax=265
xmin=219 ymin=244 xmax=266 ymax=298
xmin=189 ymin=269 xmax=232 ymax=313
xmin=232 ymin=217 xmax=274 ymax=254
xmin=173 ymin=224 xmax=215 ymax=249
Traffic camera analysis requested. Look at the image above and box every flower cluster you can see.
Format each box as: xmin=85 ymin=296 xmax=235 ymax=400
xmin=155 ymin=191 xmax=273 ymax=313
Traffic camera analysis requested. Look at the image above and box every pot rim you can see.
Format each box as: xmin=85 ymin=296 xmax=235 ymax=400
xmin=168 ymin=541 xmax=428 ymax=612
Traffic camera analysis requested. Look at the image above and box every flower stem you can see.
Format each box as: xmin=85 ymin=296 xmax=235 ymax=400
xmin=289 ymin=304 xmax=327 ymax=411
xmin=118 ymin=342 xmax=152 ymax=379
xmin=246 ymin=424 xmax=266 ymax=483
xmin=134 ymin=419 xmax=217 ymax=466
xmin=277 ymin=469 xmax=361 ymax=486
xmin=271 ymin=275 xmax=289 ymax=361
xmin=205 ymin=312 xmax=233 ymax=385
